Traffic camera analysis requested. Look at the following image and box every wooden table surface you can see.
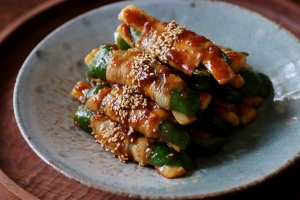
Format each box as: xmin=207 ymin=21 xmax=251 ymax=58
xmin=1 ymin=0 xmax=300 ymax=199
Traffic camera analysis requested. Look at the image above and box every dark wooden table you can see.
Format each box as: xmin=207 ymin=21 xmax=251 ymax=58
xmin=1 ymin=0 xmax=300 ymax=199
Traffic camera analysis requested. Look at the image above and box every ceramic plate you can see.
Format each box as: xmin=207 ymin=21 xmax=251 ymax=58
xmin=13 ymin=0 xmax=300 ymax=199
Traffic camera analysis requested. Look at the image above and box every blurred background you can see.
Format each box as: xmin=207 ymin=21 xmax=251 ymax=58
xmin=0 ymin=0 xmax=47 ymax=31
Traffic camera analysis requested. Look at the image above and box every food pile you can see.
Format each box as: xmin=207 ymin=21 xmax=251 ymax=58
xmin=71 ymin=5 xmax=272 ymax=178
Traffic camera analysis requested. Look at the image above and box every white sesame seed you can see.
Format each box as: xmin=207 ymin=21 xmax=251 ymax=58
xmin=111 ymin=85 xmax=147 ymax=123
xmin=148 ymin=20 xmax=185 ymax=64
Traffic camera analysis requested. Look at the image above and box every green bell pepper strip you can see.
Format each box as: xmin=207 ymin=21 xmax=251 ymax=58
xmin=114 ymin=32 xmax=131 ymax=50
xmin=192 ymin=67 xmax=211 ymax=77
xmin=149 ymin=142 xmax=195 ymax=172
xmin=189 ymin=75 xmax=215 ymax=91
xmin=192 ymin=111 xmax=232 ymax=137
xmin=87 ymin=44 xmax=116 ymax=79
xmin=203 ymin=77 xmax=242 ymax=104
xmin=73 ymin=105 xmax=94 ymax=134
xmin=240 ymin=51 xmax=249 ymax=56
xmin=239 ymin=68 xmax=262 ymax=97
xmin=187 ymin=132 xmax=228 ymax=156
xmin=129 ymin=26 xmax=141 ymax=43
xmin=257 ymin=72 xmax=272 ymax=97
xmin=207 ymin=114 xmax=232 ymax=136
xmin=83 ymin=84 xmax=111 ymax=104
xmin=221 ymin=51 xmax=232 ymax=65
xmin=159 ymin=120 xmax=190 ymax=150
xmin=221 ymin=86 xmax=243 ymax=104
xmin=170 ymin=89 xmax=200 ymax=116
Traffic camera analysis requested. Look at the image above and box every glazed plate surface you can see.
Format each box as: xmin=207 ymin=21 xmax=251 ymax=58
xmin=14 ymin=0 xmax=300 ymax=198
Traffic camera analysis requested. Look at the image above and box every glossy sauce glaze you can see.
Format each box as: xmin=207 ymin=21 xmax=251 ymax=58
xmin=91 ymin=114 xmax=152 ymax=165
xmin=107 ymin=48 xmax=186 ymax=110
xmin=71 ymin=81 xmax=92 ymax=102
xmin=118 ymin=5 xmax=235 ymax=84
xmin=85 ymin=85 xmax=174 ymax=139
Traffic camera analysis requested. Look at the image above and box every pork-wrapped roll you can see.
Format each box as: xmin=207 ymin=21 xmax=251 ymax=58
xmin=117 ymin=5 xmax=235 ymax=85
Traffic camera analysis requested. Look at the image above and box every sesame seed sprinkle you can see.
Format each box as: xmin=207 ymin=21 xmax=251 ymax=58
xmin=90 ymin=21 xmax=186 ymax=166
xmin=127 ymin=50 xmax=159 ymax=87
xmin=149 ymin=20 xmax=185 ymax=63
xmin=93 ymin=117 xmax=134 ymax=163
xmin=113 ymin=85 xmax=147 ymax=123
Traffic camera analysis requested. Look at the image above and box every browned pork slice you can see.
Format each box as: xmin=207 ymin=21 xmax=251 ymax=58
xmin=117 ymin=5 xmax=235 ymax=84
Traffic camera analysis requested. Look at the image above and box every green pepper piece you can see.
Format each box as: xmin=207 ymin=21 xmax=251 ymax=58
xmin=83 ymin=84 xmax=111 ymax=104
xmin=187 ymin=132 xmax=228 ymax=156
xmin=207 ymin=115 xmax=232 ymax=136
xmin=193 ymin=111 xmax=232 ymax=137
xmin=221 ymin=86 xmax=243 ymax=104
xmin=239 ymin=68 xmax=262 ymax=97
xmin=189 ymin=75 xmax=215 ymax=91
xmin=257 ymin=72 xmax=272 ymax=97
xmin=193 ymin=70 xmax=210 ymax=77
xmin=192 ymin=67 xmax=210 ymax=77
xmin=87 ymin=44 xmax=115 ymax=79
xmin=73 ymin=105 xmax=94 ymax=134
xmin=149 ymin=143 xmax=195 ymax=171
xmin=240 ymin=52 xmax=249 ymax=56
xmin=159 ymin=120 xmax=190 ymax=150
xmin=221 ymin=51 xmax=232 ymax=65
xmin=129 ymin=26 xmax=141 ymax=43
xmin=114 ymin=32 xmax=131 ymax=50
xmin=170 ymin=89 xmax=200 ymax=116
xmin=204 ymin=78 xmax=242 ymax=104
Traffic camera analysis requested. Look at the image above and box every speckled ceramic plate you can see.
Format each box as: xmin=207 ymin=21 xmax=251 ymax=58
xmin=13 ymin=0 xmax=300 ymax=199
